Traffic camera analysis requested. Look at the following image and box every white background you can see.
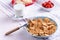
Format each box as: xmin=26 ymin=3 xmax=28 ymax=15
xmin=0 ymin=0 xmax=60 ymax=40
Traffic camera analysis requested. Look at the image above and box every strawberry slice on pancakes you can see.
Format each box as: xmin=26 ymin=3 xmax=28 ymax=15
xmin=21 ymin=0 xmax=36 ymax=6
xmin=11 ymin=0 xmax=15 ymax=5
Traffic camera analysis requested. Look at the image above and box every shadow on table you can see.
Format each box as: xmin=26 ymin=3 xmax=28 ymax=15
xmin=38 ymin=8 xmax=50 ymax=13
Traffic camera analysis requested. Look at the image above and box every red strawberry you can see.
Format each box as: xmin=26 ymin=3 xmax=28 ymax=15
xmin=47 ymin=4 xmax=51 ymax=8
xmin=42 ymin=1 xmax=54 ymax=8
xmin=32 ymin=0 xmax=36 ymax=2
xmin=21 ymin=0 xmax=36 ymax=6
xmin=25 ymin=3 xmax=33 ymax=6
xmin=48 ymin=1 xmax=54 ymax=8
xmin=11 ymin=0 xmax=15 ymax=5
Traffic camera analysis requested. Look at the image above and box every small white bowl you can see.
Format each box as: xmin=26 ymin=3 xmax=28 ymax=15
xmin=41 ymin=5 xmax=55 ymax=12
xmin=36 ymin=0 xmax=56 ymax=12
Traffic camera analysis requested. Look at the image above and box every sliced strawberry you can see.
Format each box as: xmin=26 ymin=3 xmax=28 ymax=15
xmin=32 ymin=0 xmax=36 ymax=2
xmin=50 ymin=4 xmax=54 ymax=8
xmin=21 ymin=0 xmax=36 ymax=6
xmin=47 ymin=4 xmax=51 ymax=8
xmin=25 ymin=3 xmax=33 ymax=6
xmin=11 ymin=0 xmax=15 ymax=5
xmin=48 ymin=1 xmax=54 ymax=7
xmin=51 ymin=2 xmax=54 ymax=6
xmin=42 ymin=1 xmax=54 ymax=8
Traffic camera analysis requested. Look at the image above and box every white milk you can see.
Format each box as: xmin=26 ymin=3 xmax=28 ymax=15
xmin=14 ymin=3 xmax=25 ymax=18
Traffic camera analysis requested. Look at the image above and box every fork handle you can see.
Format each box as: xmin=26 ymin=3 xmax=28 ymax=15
xmin=5 ymin=27 xmax=20 ymax=35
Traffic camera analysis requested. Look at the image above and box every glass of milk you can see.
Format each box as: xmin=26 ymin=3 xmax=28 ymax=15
xmin=14 ymin=3 xmax=25 ymax=18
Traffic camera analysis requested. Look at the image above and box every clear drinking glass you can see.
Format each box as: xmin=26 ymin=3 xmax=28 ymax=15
xmin=10 ymin=0 xmax=36 ymax=21
xmin=10 ymin=0 xmax=26 ymax=21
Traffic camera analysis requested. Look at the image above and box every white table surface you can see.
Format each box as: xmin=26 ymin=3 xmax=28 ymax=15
xmin=0 ymin=0 xmax=60 ymax=40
